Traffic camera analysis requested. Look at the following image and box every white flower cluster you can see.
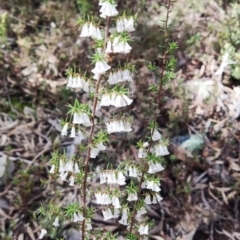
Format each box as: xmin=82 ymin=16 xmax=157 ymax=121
xmin=67 ymin=75 xmax=89 ymax=92
xmin=116 ymin=17 xmax=135 ymax=32
xmin=107 ymin=69 xmax=133 ymax=85
xmin=150 ymin=129 xmax=169 ymax=156
xmin=106 ymin=36 xmax=132 ymax=54
xmin=102 ymin=207 xmax=119 ymax=220
xmin=144 ymin=193 xmax=162 ymax=204
xmin=61 ymin=112 xmax=91 ymax=138
xmin=150 ymin=142 xmax=169 ymax=156
xmin=100 ymin=92 xmax=133 ymax=108
xmin=138 ymin=130 xmax=170 ymax=158
xmin=98 ymin=205 xmax=130 ymax=227
xmin=99 ymin=170 xmax=126 ymax=185
xmin=80 ymin=22 xmax=102 ymax=39
xmin=106 ymin=119 xmax=132 ymax=134
xmin=99 ymin=0 xmax=118 ymax=18
xmin=73 ymin=212 xmax=85 ymax=222
xmin=148 ymin=161 xmax=164 ymax=173
xmin=128 ymin=165 xmax=139 ymax=178
xmin=92 ymin=58 xmax=111 ymax=75
xmin=95 ymin=192 xmax=121 ymax=209
xmin=141 ymin=180 xmax=161 ymax=192
xmin=90 ymin=142 xmax=106 ymax=158
xmin=49 ymin=159 xmax=80 ymax=187
xmin=73 ymin=112 xmax=91 ymax=126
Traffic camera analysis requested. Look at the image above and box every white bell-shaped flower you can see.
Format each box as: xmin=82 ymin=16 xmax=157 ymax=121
xmin=116 ymin=18 xmax=125 ymax=32
xmin=58 ymin=160 xmax=66 ymax=173
xmin=144 ymin=194 xmax=152 ymax=204
xmin=138 ymin=147 xmax=147 ymax=158
xmin=65 ymin=160 xmax=74 ymax=172
xmin=116 ymin=17 xmax=135 ymax=32
xmin=106 ymin=119 xmax=132 ymax=134
xmin=66 ymin=75 xmax=73 ymax=88
xmin=128 ymin=166 xmax=138 ymax=177
xmin=108 ymin=69 xmax=133 ymax=85
xmin=73 ymin=212 xmax=83 ymax=222
xmin=49 ymin=165 xmax=55 ymax=174
xmin=152 ymin=195 xmax=157 ymax=204
xmin=119 ymin=208 xmax=128 ymax=225
xmin=106 ymin=40 xmax=112 ymax=53
xmin=99 ymin=1 xmax=118 ymax=18
xmin=80 ymin=23 xmax=90 ymax=37
xmin=90 ymin=147 xmax=99 ymax=158
xmin=73 ymin=113 xmax=91 ymax=126
xmin=69 ymin=175 xmax=75 ymax=186
xmin=59 ymin=171 xmax=68 ymax=181
xmin=113 ymin=37 xmax=132 ymax=54
xmin=148 ymin=161 xmax=164 ymax=174
xmin=155 ymin=193 xmax=163 ymax=202
xmin=53 ymin=216 xmax=59 ymax=227
xmin=113 ymin=208 xmax=120 ymax=218
xmin=70 ymin=126 xmax=76 ymax=138
xmin=127 ymin=192 xmax=138 ymax=202
xmin=152 ymin=143 xmax=169 ymax=156
xmin=93 ymin=73 xmax=101 ymax=80
xmin=74 ymin=162 xmax=80 ymax=173
xmin=138 ymin=224 xmax=149 ymax=235
xmin=80 ymin=23 xmax=102 ymax=40
xmin=146 ymin=180 xmax=161 ymax=192
xmin=99 ymin=171 xmax=107 ymax=184
xmin=124 ymin=17 xmax=135 ymax=32
xmin=91 ymin=25 xmax=102 ymax=39
xmin=102 ymin=208 xmax=114 ymax=220
xmin=112 ymin=196 xmax=121 ymax=208
xmin=92 ymin=60 xmax=111 ymax=75
xmin=117 ymin=171 xmax=126 ymax=185
xmin=61 ymin=123 xmax=68 ymax=136
xmin=86 ymin=221 xmax=92 ymax=230
xmin=95 ymin=192 xmax=102 ymax=204
xmin=97 ymin=142 xmax=106 ymax=151
xmin=111 ymin=94 xmax=133 ymax=108
xmin=122 ymin=69 xmax=133 ymax=81
xmin=39 ymin=229 xmax=47 ymax=239
xmin=136 ymin=206 xmax=147 ymax=218
xmin=102 ymin=193 xmax=111 ymax=205
xmin=107 ymin=71 xmax=118 ymax=84
xmin=100 ymin=93 xmax=111 ymax=107
xmin=90 ymin=142 xmax=106 ymax=158
xmin=77 ymin=130 xmax=85 ymax=142
xmin=152 ymin=129 xmax=161 ymax=141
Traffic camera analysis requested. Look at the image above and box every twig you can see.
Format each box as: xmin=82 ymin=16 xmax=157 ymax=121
xmin=81 ymin=16 xmax=111 ymax=240
xmin=129 ymin=0 xmax=172 ymax=233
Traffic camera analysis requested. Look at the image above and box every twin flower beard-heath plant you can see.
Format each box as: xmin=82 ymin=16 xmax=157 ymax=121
xmin=37 ymin=0 xmax=177 ymax=239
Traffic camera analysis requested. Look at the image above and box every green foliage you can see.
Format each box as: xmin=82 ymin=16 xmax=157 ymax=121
xmin=0 ymin=12 xmax=7 ymax=43
xmin=76 ymin=0 xmax=92 ymax=13
xmin=217 ymin=3 xmax=240 ymax=80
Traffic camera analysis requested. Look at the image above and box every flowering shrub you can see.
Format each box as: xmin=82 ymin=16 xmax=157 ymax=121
xmin=36 ymin=0 xmax=177 ymax=239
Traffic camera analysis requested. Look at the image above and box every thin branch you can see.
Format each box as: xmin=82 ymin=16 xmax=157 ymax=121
xmin=81 ymin=16 xmax=111 ymax=240
xmin=129 ymin=0 xmax=172 ymax=233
